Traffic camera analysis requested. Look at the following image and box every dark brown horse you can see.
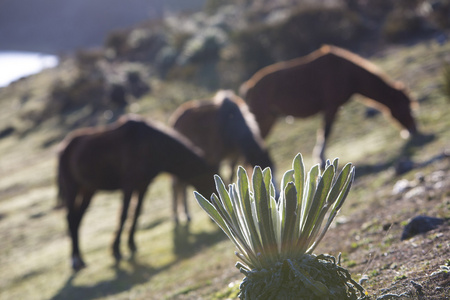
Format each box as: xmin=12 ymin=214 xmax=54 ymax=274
xmin=169 ymin=90 xmax=275 ymax=221
xmin=240 ymin=45 xmax=418 ymax=166
xmin=57 ymin=114 xmax=216 ymax=270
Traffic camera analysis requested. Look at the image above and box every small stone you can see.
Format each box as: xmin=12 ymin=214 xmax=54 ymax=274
xmin=392 ymin=179 xmax=411 ymax=195
xmin=401 ymin=215 xmax=445 ymax=240
xmin=404 ymin=186 xmax=426 ymax=199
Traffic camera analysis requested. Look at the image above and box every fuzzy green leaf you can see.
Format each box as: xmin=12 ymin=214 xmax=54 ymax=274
xmin=281 ymin=182 xmax=298 ymax=257
xmin=307 ymin=164 xmax=355 ymax=253
xmin=214 ymin=175 xmax=234 ymax=221
xmin=326 ymin=162 xmax=352 ymax=207
xmin=229 ymin=183 xmax=256 ymax=260
xmin=237 ymin=167 xmax=264 ymax=264
xmin=262 ymin=167 xmax=273 ymax=198
xmin=304 ymin=165 xmax=335 ymax=230
xmin=300 ymin=164 xmax=320 ymax=232
xmin=194 ymin=192 xmax=236 ymax=245
xmin=293 ymin=153 xmax=305 ymax=204
xmin=253 ymin=166 xmax=278 ymax=263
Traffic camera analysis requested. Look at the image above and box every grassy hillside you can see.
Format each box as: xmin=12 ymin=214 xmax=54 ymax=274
xmin=0 ymin=39 xmax=449 ymax=300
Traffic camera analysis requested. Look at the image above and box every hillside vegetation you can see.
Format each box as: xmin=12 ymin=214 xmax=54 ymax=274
xmin=0 ymin=1 xmax=449 ymax=299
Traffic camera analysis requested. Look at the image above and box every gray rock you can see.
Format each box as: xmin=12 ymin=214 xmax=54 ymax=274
xmin=401 ymin=215 xmax=445 ymax=240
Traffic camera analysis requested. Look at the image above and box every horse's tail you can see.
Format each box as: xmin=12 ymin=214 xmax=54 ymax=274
xmin=55 ymin=148 xmax=67 ymax=209
xmin=55 ymin=137 xmax=75 ymax=209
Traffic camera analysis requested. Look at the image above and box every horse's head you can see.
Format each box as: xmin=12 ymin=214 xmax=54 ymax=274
xmin=190 ymin=165 xmax=218 ymax=202
xmin=388 ymin=84 xmax=419 ymax=139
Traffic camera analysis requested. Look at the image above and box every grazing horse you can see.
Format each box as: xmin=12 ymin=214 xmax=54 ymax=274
xmin=57 ymin=114 xmax=216 ymax=271
xmin=169 ymin=90 xmax=275 ymax=221
xmin=240 ymin=45 xmax=418 ymax=166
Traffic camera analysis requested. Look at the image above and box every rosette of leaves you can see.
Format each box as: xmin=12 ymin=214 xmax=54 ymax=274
xmin=194 ymin=153 xmax=367 ymax=299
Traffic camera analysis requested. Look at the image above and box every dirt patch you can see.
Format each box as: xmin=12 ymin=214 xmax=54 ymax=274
xmin=316 ymin=157 xmax=450 ymax=299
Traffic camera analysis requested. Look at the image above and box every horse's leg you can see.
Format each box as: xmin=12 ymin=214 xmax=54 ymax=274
xmin=68 ymin=188 xmax=94 ymax=271
xmin=228 ymin=156 xmax=238 ymax=184
xmin=112 ymin=189 xmax=133 ymax=262
xmin=172 ymin=176 xmax=187 ymax=223
xmin=67 ymin=190 xmax=82 ymax=271
xmin=313 ymin=111 xmax=336 ymax=168
xmin=172 ymin=176 xmax=179 ymax=223
xmin=313 ymin=128 xmax=326 ymax=168
xmin=127 ymin=187 xmax=148 ymax=255
xmin=172 ymin=176 xmax=190 ymax=222
xmin=181 ymin=181 xmax=190 ymax=222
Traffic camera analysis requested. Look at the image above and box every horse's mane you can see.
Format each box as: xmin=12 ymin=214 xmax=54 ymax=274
xmin=214 ymin=90 xmax=263 ymax=141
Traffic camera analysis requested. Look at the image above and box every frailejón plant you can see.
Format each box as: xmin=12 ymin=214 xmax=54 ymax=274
xmin=194 ymin=153 xmax=367 ymax=299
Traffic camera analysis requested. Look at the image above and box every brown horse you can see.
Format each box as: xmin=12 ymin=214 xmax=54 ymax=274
xmin=57 ymin=114 xmax=216 ymax=271
xmin=169 ymin=90 xmax=275 ymax=221
xmin=240 ymin=45 xmax=418 ymax=166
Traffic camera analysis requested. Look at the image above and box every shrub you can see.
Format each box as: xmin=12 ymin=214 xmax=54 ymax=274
xmin=382 ymin=10 xmax=424 ymax=42
xmin=49 ymin=75 xmax=106 ymax=114
xmin=74 ymin=49 xmax=104 ymax=71
xmin=155 ymin=46 xmax=178 ymax=78
xmin=126 ymin=29 xmax=167 ymax=62
xmin=230 ymin=23 xmax=275 ymax=79
xmin=204 ymin=0 xmax=229 ymax=15
xmin=178 ymin=27 xmax=228 ymax=65
xmin=422 ymin=0 xmax=450 ymax=29
xmin=104 ymin=29 xmax=130 ymax=58
xmin=268 ymin=6 xmax=365 ymax=60
xmin=126 ymin=70 xmax=151 ymax=99
xmin=195 ymin=154 xmax=367 ymax=299
xmin=442 ymin=63 xmax=450 ymax=101
xmin=230 ymin=5 xmax=366 ymax=80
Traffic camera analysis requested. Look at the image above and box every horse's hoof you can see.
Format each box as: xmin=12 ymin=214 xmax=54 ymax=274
xmin=128 ymin=241 xmax=137 ymax=253
xmin=72 ymin=257 xmax=86 ymax=271
xmin=113 ymin=249 xmax=122 ymax=262
xmin=129 ymin=251 xmax=137 ymax=263
xmin=114 ymin=253 xmax=122 ymax=262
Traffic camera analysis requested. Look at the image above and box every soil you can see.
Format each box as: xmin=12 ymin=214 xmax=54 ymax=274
xmin=316 ymin=156 xmax=450 ymax=299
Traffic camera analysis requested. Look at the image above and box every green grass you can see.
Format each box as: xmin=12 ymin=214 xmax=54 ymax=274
xmin=0 ymin=40 xmax=449 ymax=299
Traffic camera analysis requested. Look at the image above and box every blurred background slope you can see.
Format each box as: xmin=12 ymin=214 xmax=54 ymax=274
xmin=0 ymin=0 xmax=205 ymax=53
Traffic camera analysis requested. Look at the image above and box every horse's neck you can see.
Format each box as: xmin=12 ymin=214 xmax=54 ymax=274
xmin=352 ymin=67 xmax=395 ymax=108
xmin=163 ymin=138 xmax=208 ymax=181
xmin=247 ymin=102 xmax=276 ymax=138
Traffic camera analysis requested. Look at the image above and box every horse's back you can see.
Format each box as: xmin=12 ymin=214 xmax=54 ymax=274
xmin=171 ymin=99 xmax=230 ymax=165
xmin=58 ymin=116 xmax=161 ymax=190
xmin=171 ymin=100 xmax=218 ymax=131
xmin=241 ymin=45 xmax=380 ymax=121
